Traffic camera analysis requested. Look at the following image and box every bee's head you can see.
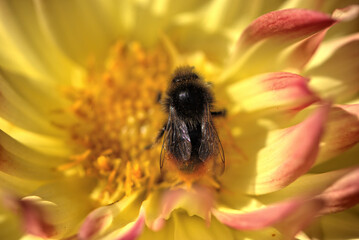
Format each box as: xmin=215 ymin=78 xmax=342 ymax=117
xmin=171 ymin=66 xmax=200 ymax=84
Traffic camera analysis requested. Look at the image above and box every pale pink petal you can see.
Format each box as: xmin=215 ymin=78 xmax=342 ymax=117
xmin=213 ymin=199 xmax=301 ymax=230
xmin=222 ymin=104 xmax=330 ymax=195
xmin=78 ymin=191 xmax=144 ymax=240
xmin=227 ymin=72 xmax=318 ymax=114
xmin=316 ymin=104 xmax=359 ymax=164
xmin=100 ymin=208 xmax=145 ymax=240
xmin=223 ymin=9 xmax=337 ymax=81
xmin=213 ymin=198 xmax=323 ymax=234
xmin=238 ymin=9 xmax=336 ymax=48
xmin=256 ymin=168 xmax=354 ymax=203
xmin=144 ymin=186 xmax=214 ymax=231
xmin=2 ymin=195 xmax=56 ymax=238
xmin=21 ymin=198 xmax=56 ymax=238
xmin=284 ymin=28 xmax=328 ymax=71
xmin=249 ymin=104 xmax=329 ymax=195
xmin=332 ymin=5 xmax=359 ymax=22
xmin=317 ymin=167 xmax=359 ymax=214
xmin=275 ymin=199 xmax=324 ymax=239
xmin=116 ymin=209 xmax=145 ymax=240
xmin=265 ymin=105 xmax=328 ymax=184
xmin=78 ymin=207 xmax=113 ymax=240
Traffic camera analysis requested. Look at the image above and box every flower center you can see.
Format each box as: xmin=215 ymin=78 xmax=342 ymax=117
xmin=60 ymin=42 xmax=171 ymax=204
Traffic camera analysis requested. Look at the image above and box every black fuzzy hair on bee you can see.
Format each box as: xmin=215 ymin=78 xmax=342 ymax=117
xmin=162 ymin=66 xmax=214 ymax=125
xmin=155 ymin=65 xmax=225 ymax=175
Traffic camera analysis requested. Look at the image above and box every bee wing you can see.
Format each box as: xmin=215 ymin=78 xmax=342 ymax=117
xmin=199 ymin=105 xmax=225 ymax=173
xmin=170 ymin=107 xmax=191 ymax=162
xmin=160 ymin=107 xmax=192 ymax=168
xmin=159 ymin=125 xmax=169 ymax=169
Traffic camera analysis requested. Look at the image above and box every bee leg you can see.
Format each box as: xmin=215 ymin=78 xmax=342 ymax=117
xmin=211 ymin=109 xmax=227 ymax=117
xmin=156 ymin=92 xmax=162 ymax=104
xmin=144 ymin=124 xmax=166 ymax=150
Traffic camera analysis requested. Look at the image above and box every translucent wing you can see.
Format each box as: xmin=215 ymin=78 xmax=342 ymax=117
xmin=160 ymin=107 xmax=191 ymax=168
xmin=169 ymin=107 xmax=191 ymax=162
xmin=198 ymin=105 xmax=225 ymax=173
xmin=159 ymin=124 xmax=169 ymax=169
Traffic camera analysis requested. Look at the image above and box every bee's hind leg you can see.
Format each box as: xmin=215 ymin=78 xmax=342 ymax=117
xmin=211 ymin=109 xmax=227 ymax=117
xmin=156 ymin=92 xmax=162 ymax=104
xmin=144 ymin=123 xmax=166 ymax=150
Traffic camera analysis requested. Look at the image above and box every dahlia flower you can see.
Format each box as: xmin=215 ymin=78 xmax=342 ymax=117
xmin=0 ymin=1 xmax=359 ymax=240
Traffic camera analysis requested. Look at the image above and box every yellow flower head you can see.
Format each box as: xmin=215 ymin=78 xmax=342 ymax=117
xmin=0 ymin=1 xmax=359 ymax=240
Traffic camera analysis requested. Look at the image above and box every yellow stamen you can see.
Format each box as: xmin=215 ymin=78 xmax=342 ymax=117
xmin=59 ymin=41 xmax=171 ymax=204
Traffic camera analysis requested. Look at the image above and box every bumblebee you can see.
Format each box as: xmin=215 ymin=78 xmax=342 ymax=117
xmin=156 ymin=66 xmax=225 ymax=179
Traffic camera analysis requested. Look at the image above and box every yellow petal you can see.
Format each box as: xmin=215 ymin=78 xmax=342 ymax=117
xmin=306 ymin=33 xmax=359 ymax=102
xmin=0 ymin=201 xmax=23 ymax=240
xmin=34 ymin=0 xmax=116 ymax=66
xmin=0 ymin=0 xmax=76 ymax=82
xmin=306 ymin=206 xmax=359 ymax=239
xmin=0 ymin=118 xmax=71 ymax=157
xmin=0 ymin=172 xmax=43 ymax=197
xmin=0 ymin=69 xmax=69 ymax=119
xmin=0 ymin=75 xmax=64 ymax=136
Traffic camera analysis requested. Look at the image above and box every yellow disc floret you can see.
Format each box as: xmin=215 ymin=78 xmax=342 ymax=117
xmin=60 ymin=42 xmax=171 ymax=204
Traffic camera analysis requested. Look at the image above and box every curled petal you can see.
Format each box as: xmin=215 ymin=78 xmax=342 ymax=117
xmin=78 ymin=207 xmax=113 ymax=240
xmin=317 ymin=167 xmax=359 ymax=214
xmin=116 ymin=211 xmax=145 ymax=240
xmin=248 ymin=104 xmax=329 ymax=195
xmin=223 ymin=9 xmax=336 ymax=81
xmin=275 ymin=199 xmax=324 ymax=239
xmin=213 ymin=198 xmax=323 ymax=235
xmin=27 ymin=177 xmax=96 ymax=239
xmin=257 ymin=168 xmax=354 ymax=204
xmin=100 ymin=208 xmax=145 ymax=240
xmin=283 ymin=29 xmax=328 ymax=71
xmin=316 ymin=104 xmax=359 ymax=164
xmin=332 ymin=5 xmax=359 ymax=22
xmin=78 ymin=190 xmax=144 ymax=239
xmin=212 ymin=199 xmax=301 ymax=230
xmin=2 ymin=195 xmax=56 ymax=238
xmin=238 ymin=9 xmax=336 ymax=47
xmin=143 ymin=186 xmax=214 ymax=231
xmin=227 ymin=72 xmax=318 ymax=114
